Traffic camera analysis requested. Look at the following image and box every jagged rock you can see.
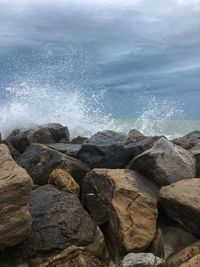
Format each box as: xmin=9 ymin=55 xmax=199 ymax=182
xmin=160 ymin=179 xmax=200 ymax=236
xmin=129 ymin=137 xmax=196 ymax=186
xmin=125 ymin=129 xmax=146 ymax=144
xmin=125 ymin=136 xmax=162 ymax=159
xmin=190 ymin=145 xmax=200 ymax=177
xmin=172 ymin=131 xmax=200 ymax=149
xmin=48 ymin=143 xmax=82 ymax=157
xmin=82 ymin=169 xmax=159 ymax=259
xmin=120 ymin=252 xmax=165 ymax=267
xmin=167 ymin=241 xmax=200 ymax=267
xmin=0 ymin=144 xmax=33 ymax=250
xmin=7 ymin=123 xmax=69 ymax=153
xmin=71 ymin=136 xmax=88 ymax=144
xmin=49 ymin=168 xmax=80 ymax=195
xmin=78 ymin=131 xmax=130 ymax=168
xmin=17 ymin=144 xmax=90 ymax=185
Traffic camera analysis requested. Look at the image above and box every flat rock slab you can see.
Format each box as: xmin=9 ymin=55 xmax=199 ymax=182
xmin=17 ymin=144 xmax=90 ymax=185
xmin=82 ymin=169 xmax=159 ymax=258
xmin=48 ymin=143 xmax=82 ymax=157
xmin=129 ymin=137 xmax=196 ymax=186
xmin=0 ymin=144 xmax=33 ymax=250
xmin=160 ymin=178 xmax=200 ymax=236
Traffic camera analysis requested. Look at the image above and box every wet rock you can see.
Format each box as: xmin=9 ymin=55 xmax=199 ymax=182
xmin=7 ymin=123 xmax=69 ymax=153
xmin=129 ymin=137 xmax=196 ymax=186
xmin=160 ymin=178 xmax=200 ymax=236
xmin=71 ymin=136 xmax=88 ymax=144
xmin=48 ymin=143 xmax=82 ymax=157
xmin=0 ymin=144 xmax=33 ymax=250
xmin=82 ymin=169 xmax=159 ymax=259
xmin=190 ymin=145 xmax=200 ymax=177
xmin=167 ymin=241 xmax=200 ymax=267
xmin=120 ymin=252 xmax=165 ymax=267
xmin=172 ymin=131 xmax=200 ymax=149
xmin=125 ymin=129 xmax=147 ymax=144
xmin=78 ymin=131 xmax=130 ymax=168
xmin=49 ymin=168 xmax=80 ymax=195
xmin=17 ymin=144 xmax=90 ymax=185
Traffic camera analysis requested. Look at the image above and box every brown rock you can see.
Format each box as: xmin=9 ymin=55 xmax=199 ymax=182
xmin=71 ymin=136 xmax=88 ymax=144
xmin=0 ymin=144 xmax=33 ymax=250
xmin=190 ymin=145 xmax=200 ymax=177
xmin=160 ymin=179 xmax=200 ymax=236
xmin=49 ymin=168 xmax=80 ymax=195
xmin=125 ymin=129 xmax=146 ymax=144
xmin=82 ymin=169 xmax=159 ymax=260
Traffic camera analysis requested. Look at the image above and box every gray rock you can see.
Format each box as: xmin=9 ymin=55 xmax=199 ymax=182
xmin=125 ymin=129 xmax=146 ymax=144
xmin=129 ymin=137 xmax=196 ymax=186
xmin=48 ymin=143 xmax=82 ymax=157
xmin=120 ymin=253 xmax=165 ymax=267
xmin=71 ymin=136 xmax=88 ymax=144
xmin=190 ymin=145 xmax=200 ymax=177
xmin=17 ymin=144 xmax=90 ymax=185
xmin=172 ymin=131 xmax=200 ymax=149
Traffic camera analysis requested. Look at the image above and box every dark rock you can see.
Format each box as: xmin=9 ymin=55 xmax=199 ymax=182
xmin=160 ymin=178 xmax=200 ymax=236
xmin=48 ymin=143 xmax=82 ymax=157
xmin=82 ymin=169 xmax=159 ymax=259
xmin=125 ymin=129 xmax=147 ymax=144
xmin=129 ymin=137 xmax=196 ymax=186
xmin=172 ymin=130 xmax=200 ymax=149
xmin=78 ymin=131 xmax=130 ymax=168
xmin=125 ymin=136 xmax=162 ymax=159
xmin=17 ymin=144 xmax=90 ymax=185
xmin=1 ymin=140 xmax=21 ymax=160
xmin=7 ymin=123 xmax=69 ymax=153
xmin=71 ymin=136 xmax=88 ymax=144
xmin=15 ymin=185 xmax=97 ymax=258
xmin=190 ymin=145 xmax=200 ymax=177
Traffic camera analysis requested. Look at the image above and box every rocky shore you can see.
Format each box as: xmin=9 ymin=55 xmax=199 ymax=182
xmin=0 ymin=123 xmax=200 ymax=267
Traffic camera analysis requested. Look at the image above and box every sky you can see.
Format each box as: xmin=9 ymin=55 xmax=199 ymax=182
xmin=0 ymin=0 xmax=200 ymax=118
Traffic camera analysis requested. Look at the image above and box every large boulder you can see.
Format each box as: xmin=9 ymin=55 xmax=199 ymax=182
xmin=167 ymin=241 xmax=200 ymax=267
xmin=48 ymin=143 xmax=82 ymax=157
xmin=0 ymin=144 xmax=33 ymax=250
xmin=160 ymin=179 xmax=200 ymax=236
xmin=172 ymin=131 xmax=200 ymax=149
xmin=124 ymin=129 xmax=147 ymax=144
xmin=190 ymin=145 xmax=200 ymax=177
xmin=82 ymin=169 xmax=159 ymax=259
xmin=120 ymin=253 xmax=165 ymax=267
xmin=6 ymin=123 xmax=69 ymax=153
xmin=17 ymin=144 xmax=90 ymax=185
xmin=129 ymin=137 xmax=196 ymax=186
xmin=77 ymin=131 xmax=131 ymax=168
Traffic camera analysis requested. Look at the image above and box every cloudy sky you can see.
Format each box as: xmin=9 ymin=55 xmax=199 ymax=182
xmin=0 ymin=0 xmax=200 ymax=118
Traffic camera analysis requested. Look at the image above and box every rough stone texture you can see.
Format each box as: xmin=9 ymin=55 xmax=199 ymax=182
xmin=17 ymin=144 xmax=90 ymax=185
xmin=82 ymin=169 xmax=159 ymax=259
xmin=71 ymin=136 xmax=88 ymax=144
xmin=120 ymin=253 xmax=165 ymax=267
xmin=15 ymin=185 xmax=97 ymax=259
xmin=125 ymin=129 xmax=146 ymax=144
xmin=129 ymin=137 xmax=196 ymax=186
xmin=78 ymin=131 xmax=131 ymax=168
xmin=0 ymin=144 xmax=33 ymax=250
xmin=48 ymin=143 xmax=82 ymax=157
xmin=190 ymin=145 xmax=200 ymax=177
xmin=1 ymin=140 xmax=21 ymax=160
xmin=125 ymin=136 xmax=162 ymax=159
xmin=167 ymin=241 xmax=200 ymax=267
xmin=160 ymin=179 xmax=200 ymax=236
xmin=172 ymin=131 xmax=200 ymax=149
xmin=49 ymin=168 xmax=80 ymax=195
xmin=7 ymin=123 xmax=69 ymax=153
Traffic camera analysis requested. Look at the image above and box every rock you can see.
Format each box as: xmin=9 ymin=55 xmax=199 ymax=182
xmin=7 ymin=123 xmax=69 ymax=153
xmin=167 ymin=241 xmax=200 ymax=267
xmin=1 ymin=140 xmax=21 ymax=160
xmin=172 ymin=131 xmax=200 ymax=149
xmin=129 ymin=137 xmax=196 ymax=186
xmin=120 ymin=252 xmax=165 ymax=267
xmin=78 ymin=131 xmax=131 ymax=168
xmin=14 ymin=185 xmax=98 ymax=259
xmin=71 ymin=136 xmax=88 ymax=144
xmin=125 ymin=136 xmax=162 ymax=159
xmin=48 ymin=143 xmax=82 ymax=157
xmin=160 ymin=178 xmax=200 ymax=236
xmin=82 ymin=169 xmax=159 ymax=259
xmin=125 ymin=129 xmax=146 ymax=144
xmin=17 ymin=144 xmax=90 ymax=185
xmin=190 ymin=145 xmax=200 ymax=177
xmin=49 ymin=168 xmax=80 ymax=195
xmin=0 ymin=144 xmax=33 ymax=250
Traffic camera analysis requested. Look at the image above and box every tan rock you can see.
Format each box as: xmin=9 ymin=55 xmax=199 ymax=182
xmin=0 ymin=144 xmax=33 ymax=250
xmin=49 ymin=168 xmax=80 ymax=196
